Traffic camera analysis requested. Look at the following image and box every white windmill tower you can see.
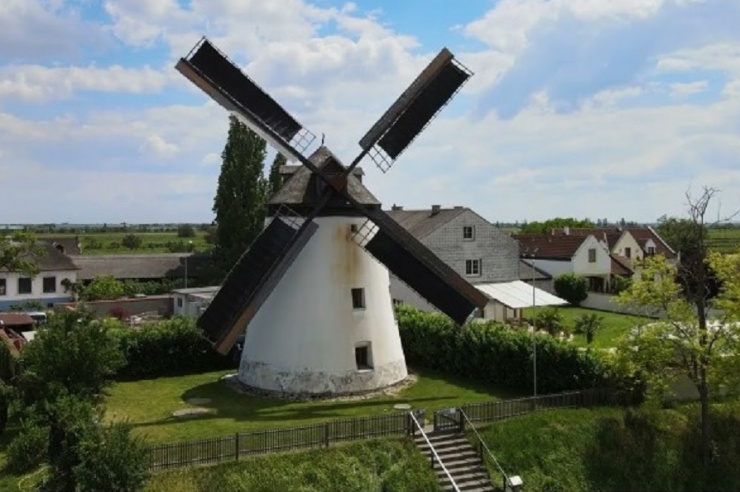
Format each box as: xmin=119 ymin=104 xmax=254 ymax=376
xmin=176 ymin=39 xmax=487 ymax=395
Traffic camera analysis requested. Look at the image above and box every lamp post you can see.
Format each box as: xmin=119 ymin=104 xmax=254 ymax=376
xmin=524 ymin=247 xmax=539 ymax=398
xmin=184 ymin=240 xmax=193 ymax=289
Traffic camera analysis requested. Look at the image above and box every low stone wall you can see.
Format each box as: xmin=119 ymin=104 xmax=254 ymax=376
xmin=55 ymin=296 xmax=173 ymax=318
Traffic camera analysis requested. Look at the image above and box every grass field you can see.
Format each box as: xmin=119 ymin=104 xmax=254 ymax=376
xmin=37 ymin=231 xmax=211 ymax=255
xmin=522 ymin=306 xmax=648 ymax=349
xmin=707 ymin=228 xmax=740 ymax=254
xmin=105 ymin=368 xmax=521 ymax=444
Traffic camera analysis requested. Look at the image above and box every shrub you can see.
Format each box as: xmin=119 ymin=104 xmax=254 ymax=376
xmin=121 ymin=234 xmax=142 ymax=250
xmin=610 ymin=275 xmax=633 ymax=294
xmin=396 ymin=305 xmax=609 ymax=394
xmin=6 ymin=420 xmax=49 ymax=473
xmin=82 ymin=275 xmax=125 ymax=301
xmin=114 ymin=317 xmax=235 ymax=380
xmin=554 ymin=273 xmax=589 ymax=306
xmin=575 ymin=313 xmax=604 ymax=346
xmin=177 ymin=224 xmax=196 ymax=238
xmin=532 ymin=307 xmax=563 ymax=335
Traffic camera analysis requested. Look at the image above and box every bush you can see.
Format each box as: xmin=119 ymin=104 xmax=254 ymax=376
xmin=554 ymin=273 xmax=589 ymax=306
xmin=396 ymin=306 xmax=609 ymax=394
xmin=121 ymin=234 xmax=142 ymax=250
xmin=610 ymin=275 xmax=633 ymax=294
xmin=74 ymin=422 xmax=150 ymax=492
xmin=6 ymin=420 xmax=49 ymax=473
xmin=177 ymin=224 xmax=196 ymax=238
xmin=114 ymin=317 xmax=235 ymax=380
xmin=82 ymin=275 xmax=126 ymax=301
xmin=532 ymin=307 xmax=563 ymax=335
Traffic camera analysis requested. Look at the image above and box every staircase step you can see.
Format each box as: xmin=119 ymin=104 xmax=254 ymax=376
xmin=414 ymin=431 xmax=494 ymax=492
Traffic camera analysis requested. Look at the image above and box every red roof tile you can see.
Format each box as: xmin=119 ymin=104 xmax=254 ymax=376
xmin=0 ymin=313 xmax=35 ymax=327
xmin=513 ymin=234 xmax=589 ymax=260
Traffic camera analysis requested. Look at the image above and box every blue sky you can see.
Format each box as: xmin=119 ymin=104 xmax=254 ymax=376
xmin=1 ymin=0 xmax=739 ymax=224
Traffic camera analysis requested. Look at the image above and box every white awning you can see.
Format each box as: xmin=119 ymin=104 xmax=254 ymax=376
xmin=475 ymin=280 xmax=568 ymax=309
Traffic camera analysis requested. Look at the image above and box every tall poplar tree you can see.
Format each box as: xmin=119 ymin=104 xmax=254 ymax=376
xmin=268 ymin=152 xmax=287 ymax=196
xmin=212 ymin=116 xmax=268 ymax=273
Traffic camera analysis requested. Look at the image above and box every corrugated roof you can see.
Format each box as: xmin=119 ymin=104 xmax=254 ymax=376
xmin=476 ymin=280 xmax=568 ymax=309
xmin=513 ymin=234 xmax=589 ymax=260
xmin=386 ymin=207 xmax=467 ymax=239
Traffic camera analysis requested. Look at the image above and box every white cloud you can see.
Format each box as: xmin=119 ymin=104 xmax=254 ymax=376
xmin=669 ymin=80 xmax=709 ymax=97
xmin=142 ymin=134 xmax=180 ymax=158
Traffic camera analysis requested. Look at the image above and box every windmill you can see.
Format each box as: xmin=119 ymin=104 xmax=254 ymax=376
xmin=176 ymin=38 xmax=488 ymax=395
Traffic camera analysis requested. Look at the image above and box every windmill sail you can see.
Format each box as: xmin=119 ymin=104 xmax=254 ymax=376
xmin=198 ymin=217 xmax=318 ymax=354
xmin=355 ymin=209 xmax=488 ymax=324
xmin=176 ymin=38 xmax=316 ymax=158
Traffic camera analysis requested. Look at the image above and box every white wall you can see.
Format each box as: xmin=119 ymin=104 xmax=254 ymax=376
xmin=525 ymin=259 xmax=572 ymax=278
xmin=612 ymin=231 xmax=642 ymax=265
xmin=572 ymin=236 xmax=611 ymax=276
xmin=0 ymin=270 xmax=76 ymax=308
xmin=240 ymin=216 xmax=407 ymax=395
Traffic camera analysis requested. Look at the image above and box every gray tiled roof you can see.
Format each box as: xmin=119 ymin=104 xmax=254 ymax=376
xmin=385 ymin=207 xmax=468 ymax=239
xmin=73 ymin=253 xmax=208 ymax=280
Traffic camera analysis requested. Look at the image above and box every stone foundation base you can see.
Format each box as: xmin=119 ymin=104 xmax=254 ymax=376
xmin=237 ymin=358 xmax=408 ymax=396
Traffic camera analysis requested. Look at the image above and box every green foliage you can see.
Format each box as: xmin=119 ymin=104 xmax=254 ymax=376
xmin=212 ymin=115 xmax=268 ymax=272
xmin=268 ymin=152 xmax=287 ymax=197
xmin=609 ymin=275 xmax=632 ymax=294
xmin=177 ymin=224 xmax=196 ymax=238
xmin=554 ymin=273 xmax=588 ymax=306
xmin=396 ymin=306 xmax=609 ymax=394
xmin=8 ymin=299 xmax=45 ymax=312
xmin=82 ymin=275 xmax=126 ymax=301
xmin=121 ymin=233 xmax=143 ymax=250
xmin=574 ymin=313 xmax=604 ymax=346
xmin=114 ymin=317 xmax=234 ymax=380
xmin=6 ymin=419 xmax=49 ymax=473
xmin=519 ymin=217 xmax=594 ymax=234
xmin=145 ymin=439 xmax=438 ymax=492
xmin=73 ymin=422 xmax=150 ymax=492
xmin=0 ymin=231 xmax=46 ymax=275
xmin=18 ymin=311 xmax=125 ymax=405
xmin=532 ymin=307 xmax=563 ymax=335
xmin=481 ymin=404 xmax=740 ymax=492
xmin=120 ymin=279 xmax=178 ymax=297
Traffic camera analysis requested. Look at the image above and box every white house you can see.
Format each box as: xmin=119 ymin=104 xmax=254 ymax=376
xmin=172 ymin=286 xmax=220 ymax=317
xmin=0 ymin=242 xmax=78 ymax=310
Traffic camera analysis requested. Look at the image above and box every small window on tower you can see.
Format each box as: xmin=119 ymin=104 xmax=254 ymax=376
xmin=355 ymin=342 xmax=373 ymax=370
xmin=350 ymin=224 xmax=358 ymax=233
xmin=351 ymin=288 xmax=365 ymax=309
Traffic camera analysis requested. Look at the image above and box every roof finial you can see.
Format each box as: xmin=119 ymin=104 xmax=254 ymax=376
xmin=321 ymin=133 xmax=325 ymax=145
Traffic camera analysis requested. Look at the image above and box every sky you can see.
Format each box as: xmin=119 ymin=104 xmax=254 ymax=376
xmin=1 ymin=0 xmax=739 ymax=225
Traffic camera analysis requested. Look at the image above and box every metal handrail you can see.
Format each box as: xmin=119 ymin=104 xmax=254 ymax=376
xmin=459 ymin=408 xmax=511 ymax=488
xmin=408 ymin=411 xmax=460 ymax=492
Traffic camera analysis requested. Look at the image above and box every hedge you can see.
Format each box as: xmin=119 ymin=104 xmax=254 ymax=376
xmin=114 ymin=318 xmax=235 ymax=380
xmin=396 ymin=305 xmax=610 ymax=394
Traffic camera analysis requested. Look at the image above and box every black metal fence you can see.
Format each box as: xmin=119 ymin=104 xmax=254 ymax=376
xmin=148 ymin=411 xmax=412 ymax=470
xmin=148 ymin=389 xmax=611 ymax=470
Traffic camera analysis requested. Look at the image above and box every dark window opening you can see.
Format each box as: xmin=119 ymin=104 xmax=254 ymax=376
xmin=351 ymin=288 xmax=365 ymax=309
xmin=0 ymin=279 xmax=5 ymax=296
xmin=465 ymin=259 xmax=481 ymax=276
xmin=624 ymin=247 xmax=632 ymax=259
xmin=355 ymin=344 xmax=372 ymax=370
xmin=18 ymin=278 xmax=32 ymax=295
xmin=177 ymin=298 xmax=183 ymax=308
xmin=463 ymin=226 xmax=475 ymax=240
xmin=350 ymin=224 xmax=358 ymax=233
xmin=43 ymin=276 xmax=56 ymax=293
xmin=588 ymin=248 xmax=597 ymax=263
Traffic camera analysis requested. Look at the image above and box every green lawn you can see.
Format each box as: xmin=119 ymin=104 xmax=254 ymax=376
xmin=38 ymin=231 xmax=212 ymax=255
xmin=105 ymin=368 xmax=521 ymax=444
xmin=522 ymin=306 xmax=650 ymax=349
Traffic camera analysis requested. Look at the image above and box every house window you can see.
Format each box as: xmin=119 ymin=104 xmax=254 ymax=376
xmin=18 ymin=277 xmax=32 ymax=294
xmin=465 ymin=259 xmax=482 ymax=276
xmin=43 ymin=276 xmax=56 ymax=293
xmin=463 ymin=226 xmax=475 ymax=240
xmin=177 ymin=298 xmax=183 ymax=308
xmin=588 ymin=249 xmax=597 ymax=263
xmin=624 ymin=247 xmax=631 ymax=259
xmin=351 ymin=288 xmax=365 ymax=309
xmin=647 ymin=246 xmax=656 ymax=255
xmin=355 ymin=343 xmax=373 ymax=370
xmin=0 ymin=279 xmax=5 ymax=296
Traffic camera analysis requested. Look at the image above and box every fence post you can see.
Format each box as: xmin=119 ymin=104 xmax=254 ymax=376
xmin=324 ymin=422 xmax=330 ymax=448
xmin=458 ymin=408 xmax=465 ymax=433
xmin=235 ymin=433 xmax=239 ymax=461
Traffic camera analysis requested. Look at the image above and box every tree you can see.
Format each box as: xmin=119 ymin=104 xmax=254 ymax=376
xmin=81 ymin=275 xmax=125 ymax=301
xmin=18 ymin=311 xmax=125 ymax=405
xmin=553 ymin=273 xmax=589 ymax=306
xmin=0 ymin=231 xmax=45 ymax=276
xmin=532 ymin=307 xmax=563 ymax=336
xmin=268 ymin=152 xmax=287 ymax=196
xmin=616 ymin=187 xmax=740 ymax=475
xmin=121 ymin=233 xmax=142 ymax=250
xmin=519 ymin=217 xmax=594 ymax=234
xmin=177 ymin=224 xmax=196 ymax=238
xmin=212 ymin=115 xmax=268 ymax=273
xmin=574 ymin=313 xmax=604 ymax=346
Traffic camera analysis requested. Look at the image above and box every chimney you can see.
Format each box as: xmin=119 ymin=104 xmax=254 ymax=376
xmin=563 ymin=226 xmax=570 ymax=235
xmin=453 ymin=206 xmax=463 ymax=209
xmin=431 ymin=205 xmax=441 ymax=216
xmin=391 ymin=204 xmax=403 ymax=211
